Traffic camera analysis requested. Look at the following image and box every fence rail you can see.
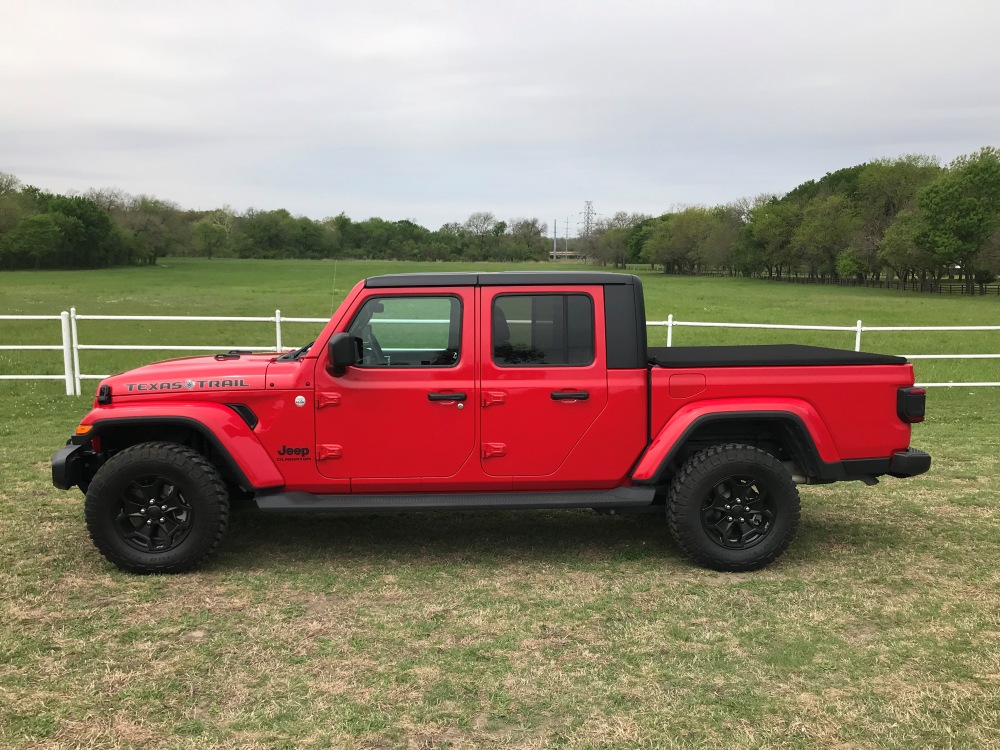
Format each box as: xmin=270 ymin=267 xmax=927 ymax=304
xmin=0 ymin=312 xmax=75 ymax=394
xmin=2 ymin=309 xmax=997 ymax=395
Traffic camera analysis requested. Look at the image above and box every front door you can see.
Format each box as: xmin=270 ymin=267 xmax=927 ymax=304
xmin=479 ymin=286 xmax=609 ymax=479
xmin=314 ymin=289 xmax=476 ymax=488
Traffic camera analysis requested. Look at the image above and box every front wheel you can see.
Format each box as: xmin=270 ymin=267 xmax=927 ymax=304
xmin=667 ymin=444 xmax=800 ymax=571
xmin=84 ymin=442 xmax=230 ymax=574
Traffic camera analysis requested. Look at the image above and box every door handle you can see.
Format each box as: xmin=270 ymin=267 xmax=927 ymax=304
xmin=428 ymin=392 xmax=468 ymax=402
xmin=550 ymin=391 xmax=589 ymax=401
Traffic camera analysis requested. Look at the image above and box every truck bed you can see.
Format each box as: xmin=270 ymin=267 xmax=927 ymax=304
xmin=648 ymin=344 xmax=906 ymax=369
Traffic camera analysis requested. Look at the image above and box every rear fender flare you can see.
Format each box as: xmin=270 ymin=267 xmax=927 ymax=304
xmin=79 ymin=403 xmax=285 ymax=491
xmin=631 ymin=399 xmax=840 ymax=485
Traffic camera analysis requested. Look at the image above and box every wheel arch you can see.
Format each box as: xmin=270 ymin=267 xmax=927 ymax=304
xmin=84 ymin=413 xmax=284 ymax=492
xmin=633 ymin=406 xmax=838 ymax=486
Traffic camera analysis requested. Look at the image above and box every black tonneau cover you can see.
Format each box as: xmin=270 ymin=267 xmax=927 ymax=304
xmin=648 ymin=344 xmax=906 ymax=369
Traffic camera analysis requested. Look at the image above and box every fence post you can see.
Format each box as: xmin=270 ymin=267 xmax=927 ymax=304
xmin=60 ymin=311 xmax=74 ymax=396
xmin=275 ymin=309 xmax=282 ymax=352
xmin=855 ymin=320 xmax=863 ymax=352
xmin=667 ymin=314 xmax=674 ymax=347
xmin=70 ymin=307 xmax=81 ymax=396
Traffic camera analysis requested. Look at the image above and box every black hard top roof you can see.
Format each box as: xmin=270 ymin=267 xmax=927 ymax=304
xmin=365 ymin=271 xmax=638 ymax=288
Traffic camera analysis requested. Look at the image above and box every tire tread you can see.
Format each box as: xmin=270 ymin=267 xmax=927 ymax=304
xmin=85 ymin=441 xmax=230 ymax=574
xmin=667 ymin=443 xmax=800 ymax=572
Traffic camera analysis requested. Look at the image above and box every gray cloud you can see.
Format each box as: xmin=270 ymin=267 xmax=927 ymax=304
xmin=2 ymin=0 xmax=998 ymax=230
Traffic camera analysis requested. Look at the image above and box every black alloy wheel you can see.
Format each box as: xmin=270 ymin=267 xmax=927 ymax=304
xmin=115 ymin=475 xmax=195 ymax=553
xmin=699 ymin=474 xmax=776 ymax=550
xmin=667 ymin=443 xmax=800 ymax=571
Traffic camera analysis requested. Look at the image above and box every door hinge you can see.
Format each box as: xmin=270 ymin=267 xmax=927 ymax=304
xmin=317 ymin=393 xmax=342 ymax=409
xmin=481 ymin=442 xmax=506 ymax=459
xmin=318 ymin=444 xmax=343 ymax=460
xmin=482 ymin=391 xmax=506 ymax=407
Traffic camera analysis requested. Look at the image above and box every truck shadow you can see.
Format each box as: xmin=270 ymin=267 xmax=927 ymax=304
xmin=215 ymin=508 xmax=880 ymax=570
xmin=219 ymin=508 xmax=682 ymax=568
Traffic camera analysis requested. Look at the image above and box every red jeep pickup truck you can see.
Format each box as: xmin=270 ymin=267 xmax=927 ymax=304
xmin=52 ymin=272 xmax=930 ymax=573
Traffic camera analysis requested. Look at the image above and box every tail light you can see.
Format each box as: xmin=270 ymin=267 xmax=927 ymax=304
xmin=897 ymin=387 xmax=926 ymax=423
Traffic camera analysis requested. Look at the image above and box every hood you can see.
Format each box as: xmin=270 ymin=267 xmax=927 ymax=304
xmin=100 ymin=353 xmax=275 ymax=398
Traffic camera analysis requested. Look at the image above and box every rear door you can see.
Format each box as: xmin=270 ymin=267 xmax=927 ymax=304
xmin=479 ymin=286 xmax=608 ymax=479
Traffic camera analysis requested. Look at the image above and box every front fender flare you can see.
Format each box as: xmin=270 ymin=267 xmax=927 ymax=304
xmin=631 ymin=398 xmax=841 ymax=485
xmin=78 ymin=403 xmax=285 ymax=491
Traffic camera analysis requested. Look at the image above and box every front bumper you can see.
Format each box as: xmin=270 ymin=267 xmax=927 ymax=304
xmin=889 ymin=448 xmax=932 ymax=478
xmin=52 ymin=444 xmax=84 ymax=490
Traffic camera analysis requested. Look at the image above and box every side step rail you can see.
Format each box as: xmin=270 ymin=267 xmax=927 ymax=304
xmin=254 ymin=486 xmax=657 ymax=513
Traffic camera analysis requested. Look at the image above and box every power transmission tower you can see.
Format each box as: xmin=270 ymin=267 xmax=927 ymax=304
xmin=580 ymin=201 xmax=597 ymax=258
xmin=582 ymin=201 xmax=595 ymax=240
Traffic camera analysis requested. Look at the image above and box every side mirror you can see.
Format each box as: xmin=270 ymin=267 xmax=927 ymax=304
xmin=327 ymin=333 xmax=360 ymax=374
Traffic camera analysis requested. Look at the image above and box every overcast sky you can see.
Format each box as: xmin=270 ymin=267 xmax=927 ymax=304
xmin=2 ymin=0 xmax=998 ymax=232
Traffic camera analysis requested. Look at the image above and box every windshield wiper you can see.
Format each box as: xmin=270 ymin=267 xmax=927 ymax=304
xmin=276 ymin=341 xmax=313 ymax=361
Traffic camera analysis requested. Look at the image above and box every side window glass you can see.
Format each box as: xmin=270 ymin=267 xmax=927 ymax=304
xmin=348 ymin=296 xmax=461 ymax=367
xmin=493 ymin=294 xmax=594 ymax=367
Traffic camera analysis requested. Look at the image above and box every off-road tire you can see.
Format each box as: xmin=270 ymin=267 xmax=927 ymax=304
xmin=84 ymin=442 xmax=230 ymax=574
xmin=667 ymin=443 xmax=800 ymax=571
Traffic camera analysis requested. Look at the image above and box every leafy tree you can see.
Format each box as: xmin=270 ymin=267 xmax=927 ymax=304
xmin=976 ymin=227 xmax=1000 ymax=288
xmin=118 ymin=196 xmax=184 ymax=264
xmin=879 ymin=209 xmax=937 ymax=289
xmin=193 ymin=219 xmax=229 ymax=259
xmin=490 ymin=220 xmax=507 ymax=255
xmin=436 ymin=222 xmax=471 ymax=258
xmin=784 ymin=164 xmax=867 ymax=205
xmin=701 ymin=205 xmax=742 ymax=273
xmin=592 ymin=212 xmax=651 ymax=267
xmin=45 ymin=195 xmax=126 ymax=267
xmin=464 ymin=211 xmax=496 ymax=257
xmin=83 ymin=186 xmax=130 ymax=215
xmin=0 ymin=214 xmax=57 ymax=269
xmin=0 ymin=171 xmax=22 ymax=197
xmin=790 ymin=195 xmax=862 ymax=278
xmin=236 ymin=209 xmax=298 ymax=259
xmin=855 ymin=155 xmax=941 ymax=279
xmin=916 ymin=147 xmax=1000 ymax=294
xmin=596 ymin=226 xmax=630 ymax=269
xmin=0 ymin=191 xmax=30 ymax=238
xmin=835 ymin=249 xmax=864 ymax=279
xmin=644 ymin=207 xmax=715 ymax=274
xmin=508 ymin=218 xmax=548 ymax=260
xmin=745 ymin=200 xmax=802 ymax=278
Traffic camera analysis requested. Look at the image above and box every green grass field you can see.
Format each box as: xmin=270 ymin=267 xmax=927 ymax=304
xmin=1 ymin=260 xmax=999 ymax=749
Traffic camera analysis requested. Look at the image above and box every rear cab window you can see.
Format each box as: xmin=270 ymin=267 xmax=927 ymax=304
xmin=492 ymin=294 xmax=594 ymax=367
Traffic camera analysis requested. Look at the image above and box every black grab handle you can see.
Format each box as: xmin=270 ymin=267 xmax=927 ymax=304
xmin=550 ymin=391 xmax=589 ymax=401
xmin=428 ymin=392 xmax=467 ymax=402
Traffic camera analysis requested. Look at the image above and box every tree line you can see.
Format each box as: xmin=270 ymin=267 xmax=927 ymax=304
xmin=2 ymin=146 xmax=999 ymax=295
xmin=0 ymin=175 xmax=552 ymax=269
xmin=587 ymin=147 xmax=1000 ymax=295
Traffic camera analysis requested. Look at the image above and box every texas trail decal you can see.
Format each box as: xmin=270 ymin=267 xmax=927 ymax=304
xmin=125 ymin=378 xmax=250 ymax=392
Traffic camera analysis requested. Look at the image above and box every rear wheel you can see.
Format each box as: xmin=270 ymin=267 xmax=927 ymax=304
xmin=84 ymin=442 xmax=230 ymax=574
xmin=667 ymin=443 xmax=800 ymax=571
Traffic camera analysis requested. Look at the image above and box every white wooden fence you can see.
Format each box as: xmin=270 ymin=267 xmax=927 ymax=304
xmin=0 ymin=312 xmax=76 ymax=394
xmin=1 ymin=309 xmax=998 ymax=396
